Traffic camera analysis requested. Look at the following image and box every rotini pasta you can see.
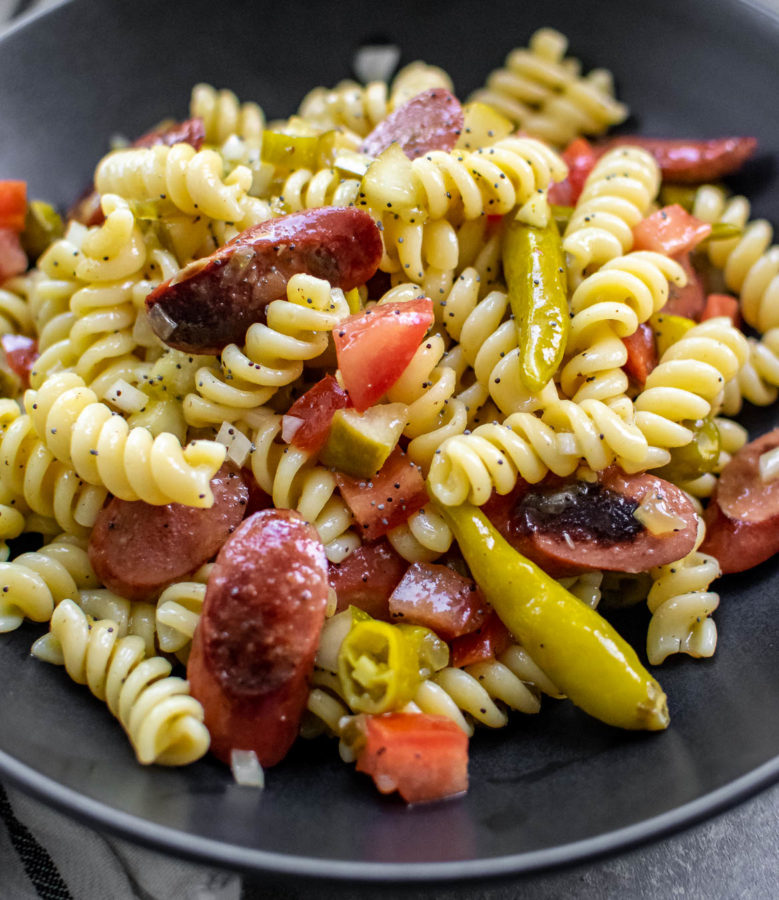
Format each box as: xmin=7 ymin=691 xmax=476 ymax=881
xmin=34 ymin=598 xmax=209 ymax=765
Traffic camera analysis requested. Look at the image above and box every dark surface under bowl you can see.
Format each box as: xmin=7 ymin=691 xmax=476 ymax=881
xmin=0 ymin=0 xmax=778 ymax=885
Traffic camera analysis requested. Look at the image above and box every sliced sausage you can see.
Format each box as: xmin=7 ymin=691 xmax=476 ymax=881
xmin=599 ymin=136 xmax=757 ymax=182
xmin=145 ymin=207 xmax=383 ymax=353
xmin=329 ymin=538 xmax=407 ymax=620
xmin=388 ymin=561 xmax=488 ymax=641
xmin=187 ymin=508 xmax=329 ymax=766
xmin=483 ymin=469 xmax=698 ymax=577
xmin=132 ymin=117 xmax=206 ymax=151
xmin=88 ymin=462 xmax=248 ymax=601
xmin=701 ymin=429 xmax=779 ymax=573
xmin=360 ymin=88 xmax=464 ymax=160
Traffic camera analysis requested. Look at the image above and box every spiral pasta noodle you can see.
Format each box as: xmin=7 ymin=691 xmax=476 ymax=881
xmin=563 ymin=146 xmax=661 ymax=286
xmin=24 ymin=372 xmax=226 ymax=507
xmin=693 ymin=185 xmax=779 ymax=334
xmin=470 ymin=27 xmax=628 ymax=147
xmin=184 ymin=273 xmax=351 ymax=427
xmin=249 ymin=408 xmax=358 ymax=563
xmin=0 ymin=274 xmax=35 ymax=338
xmin=34 ymin=598 xmax=209 ymax=765
xmin=0 ymin=533 xmax=98 ymax=632
xmin=190 ymin=82 xmax=265 ymax=146
xmin=646 ymin=518 xmax=721 ymax=665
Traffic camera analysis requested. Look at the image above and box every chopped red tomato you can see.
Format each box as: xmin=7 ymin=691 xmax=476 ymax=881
xmin=661 ymin=252 xmax=705 ymax=320
xmin=335 ymin=446 xmax=428 ymax=540
xmin=388 ymin=562 xmax=488 ymax=641
xmin=0 ymin=229 xmax=27 ymax=280
xmin=334 ymin=299 xmax=434 ymax=412
xmin=355 ymin=712 xmax=468 ymax=804
xmin=632 ymin=205 xmax=711 ymax=256
xmin=449 ymin=610 xmax=512 ymax=668
xmin=601 ymin=136 xmax=757 ymax=183
xmin=1 ymin=335 xmax=38 ymax=389
xmin=548 ymin=137 xmax=597 ymax=206
xmin=701 ymin=293 xmax=740 ymax=326
xmin=281 ymin=375 xmax=351 ymax=454
xmin=622 ymin=323 xmax=657 ymax=387
xmin=0 ymin=181 xmax=27 ymax=233
xmin=329 ymin=539 xmax=408 ymax=620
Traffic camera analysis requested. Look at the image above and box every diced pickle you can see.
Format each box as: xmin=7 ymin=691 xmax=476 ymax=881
xmin=655 ymin=417 xmax=721 ymax=482
xmin=456 ymin=102 xmax=513 ymax=151
xmin=359 ymin=143 xmax=425 ymax=222
xmin=320 ymin=402 xmax=408 ymax=478
xmin=21 ymin=200 xmax=64 ymax=260
xmin=650 ymin=312 xmax=696 ymax=359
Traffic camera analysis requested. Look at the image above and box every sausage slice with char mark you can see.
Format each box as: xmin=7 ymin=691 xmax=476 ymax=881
xmin=187 ymin=508 xmax=329 ymax=767
xmin=146 ymin=207 xmax=383 ymax=354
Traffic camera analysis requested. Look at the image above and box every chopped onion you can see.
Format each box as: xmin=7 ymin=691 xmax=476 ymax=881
xmin=759 ymin=446 xmax=779 ymax=483
xmin=147 ymin=302 xmax=177 ymax=340
xmin=215 ymin=421 xmax=253 ymax=467
xmin=515 ymin=190 xmax=551 ymax=228
xmin=634 ymin=490 xmax=687 ymax=535
xmin=281 ymin=414 xmax=303 ymax=444
xmin=104 ymin=378 xmax=147 ymax=414
xmin=132 ymin=309 xmax=161 ymax=348
xmin=230 ymin=749 xmax=265 ymax=788
xmin=352 ymin=43 xmax=401 ymax=84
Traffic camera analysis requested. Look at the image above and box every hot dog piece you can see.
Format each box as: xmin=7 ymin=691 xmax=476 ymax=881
xmin=484 ymin=469 xmax=698 ymax=577
xmin=187 ymin=509 xmax=329 ymax=766
xmin=132 ymin=117 xmax=206 ymax=151
xmin=88 ymin=462 xmax=248 ymax=601
xmin=360 ymin=88 xmax=464 ymax=160
xmin=600 ymin=136 xmax=757 ymax=182
xmin=145 ymin=207 xmax=383 ymax=353
xmin=701 ymin=429 xmax=779 ymax=573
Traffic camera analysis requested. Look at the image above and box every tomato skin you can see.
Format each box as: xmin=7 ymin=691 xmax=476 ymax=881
xmin=335 ymin=447 xmax=428 ymax=540
xmin=334 ymin=299 xmax=434 ymax=412
xmin=602 ymin=136 xmax=757 ymax=182
xmin=388 ymin=562 xmax=488 ymax=641
xmin=632 ymin=205 xmax=711 ymax=256
xmin=548 ymin=137 xmax=596 ymax=206
xmin=281 ymin=375 xmax=351 ymax=454
xmin=701 ymin=293 xmax=740 ymax=326
xmin=622 ymin=323 xmax=657 ymax=387
xmin=449 ymin=610 xmax=513 ymax=668
xmin=0 ymin=181 xmax=27 ymax=232
xmin=329 ymin=539 xmax=408 ymax=620
xmin=661 ymin=252 xmax=705 ymax=320
xmin=355 ymin=712 xmax=469 ymax=804
xmin=1 ymin=334 xmax=38 ymax=389
xmin=0 ymin=228 xmax=27 ymax=280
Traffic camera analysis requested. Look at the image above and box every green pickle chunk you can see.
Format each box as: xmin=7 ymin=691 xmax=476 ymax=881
xmin=656 ymin=417 xmax=721 ymax=482
xmin=320 ymin=403 xmax=408 ymax=478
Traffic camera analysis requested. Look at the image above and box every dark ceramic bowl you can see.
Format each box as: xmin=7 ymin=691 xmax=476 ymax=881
xmin=1 ymin=0 xmax=778 ymax=885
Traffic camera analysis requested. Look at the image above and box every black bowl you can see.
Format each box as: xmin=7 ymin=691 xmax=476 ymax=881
xmin=1 ymin=0 xmax=778 ymax=885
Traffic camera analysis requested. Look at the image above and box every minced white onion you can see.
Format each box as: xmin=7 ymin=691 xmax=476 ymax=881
xmin=147 ymin=303 xmax=177 ymax=340
xmin=104 ymin=378 xmax=147 ymax=414
xmin=230 ymin=749 xmax=265 ymax=788
xmin=634 ymin=491 xmax=687 ymax=535
xmin=281 ymin=414 xmax=303 ymax=444
xmin=215 ymin=421 xmax=253 ymax=467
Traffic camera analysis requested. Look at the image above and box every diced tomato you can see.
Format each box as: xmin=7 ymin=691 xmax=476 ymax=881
xmin=281 ymin=375 xmax=351 ymax=454
xmin=449 ymin=610 xmax=513 ymax=668
xmin=334 ymin=299 xmax=434 ymax=412
xmin=661 ymin=252 xmax=706 ymax=320
xmin=701 ymin=293 xmax=740 ymax=327
xmin=355 ymin=712 xmax=468 ymax=804
xmin=388 ymin=562 xmax=488 ymax=641
xmin=240 ymin=467 xmax=272 ymax=517
xmin=0 ymin=229 xmax=27 ymax=280
xmin=632 ymin=205 xmax=711 ymax=256
xmin=548 ymin=137 xmax=596 ymax=206
xmin=601 ymin=136 xmax=757 ymax=183
xmin=622 ymin=323 xmax=657 ymax=387
xmin=335 ymin=446 xmax=428 ymax=541
xmin=0 ymin=181 xmax=27 ymax=233
xmin=1 ymin=335 xmax=38 ymax=389
xmin=329 ymin=538 xmax=408 ymax=620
